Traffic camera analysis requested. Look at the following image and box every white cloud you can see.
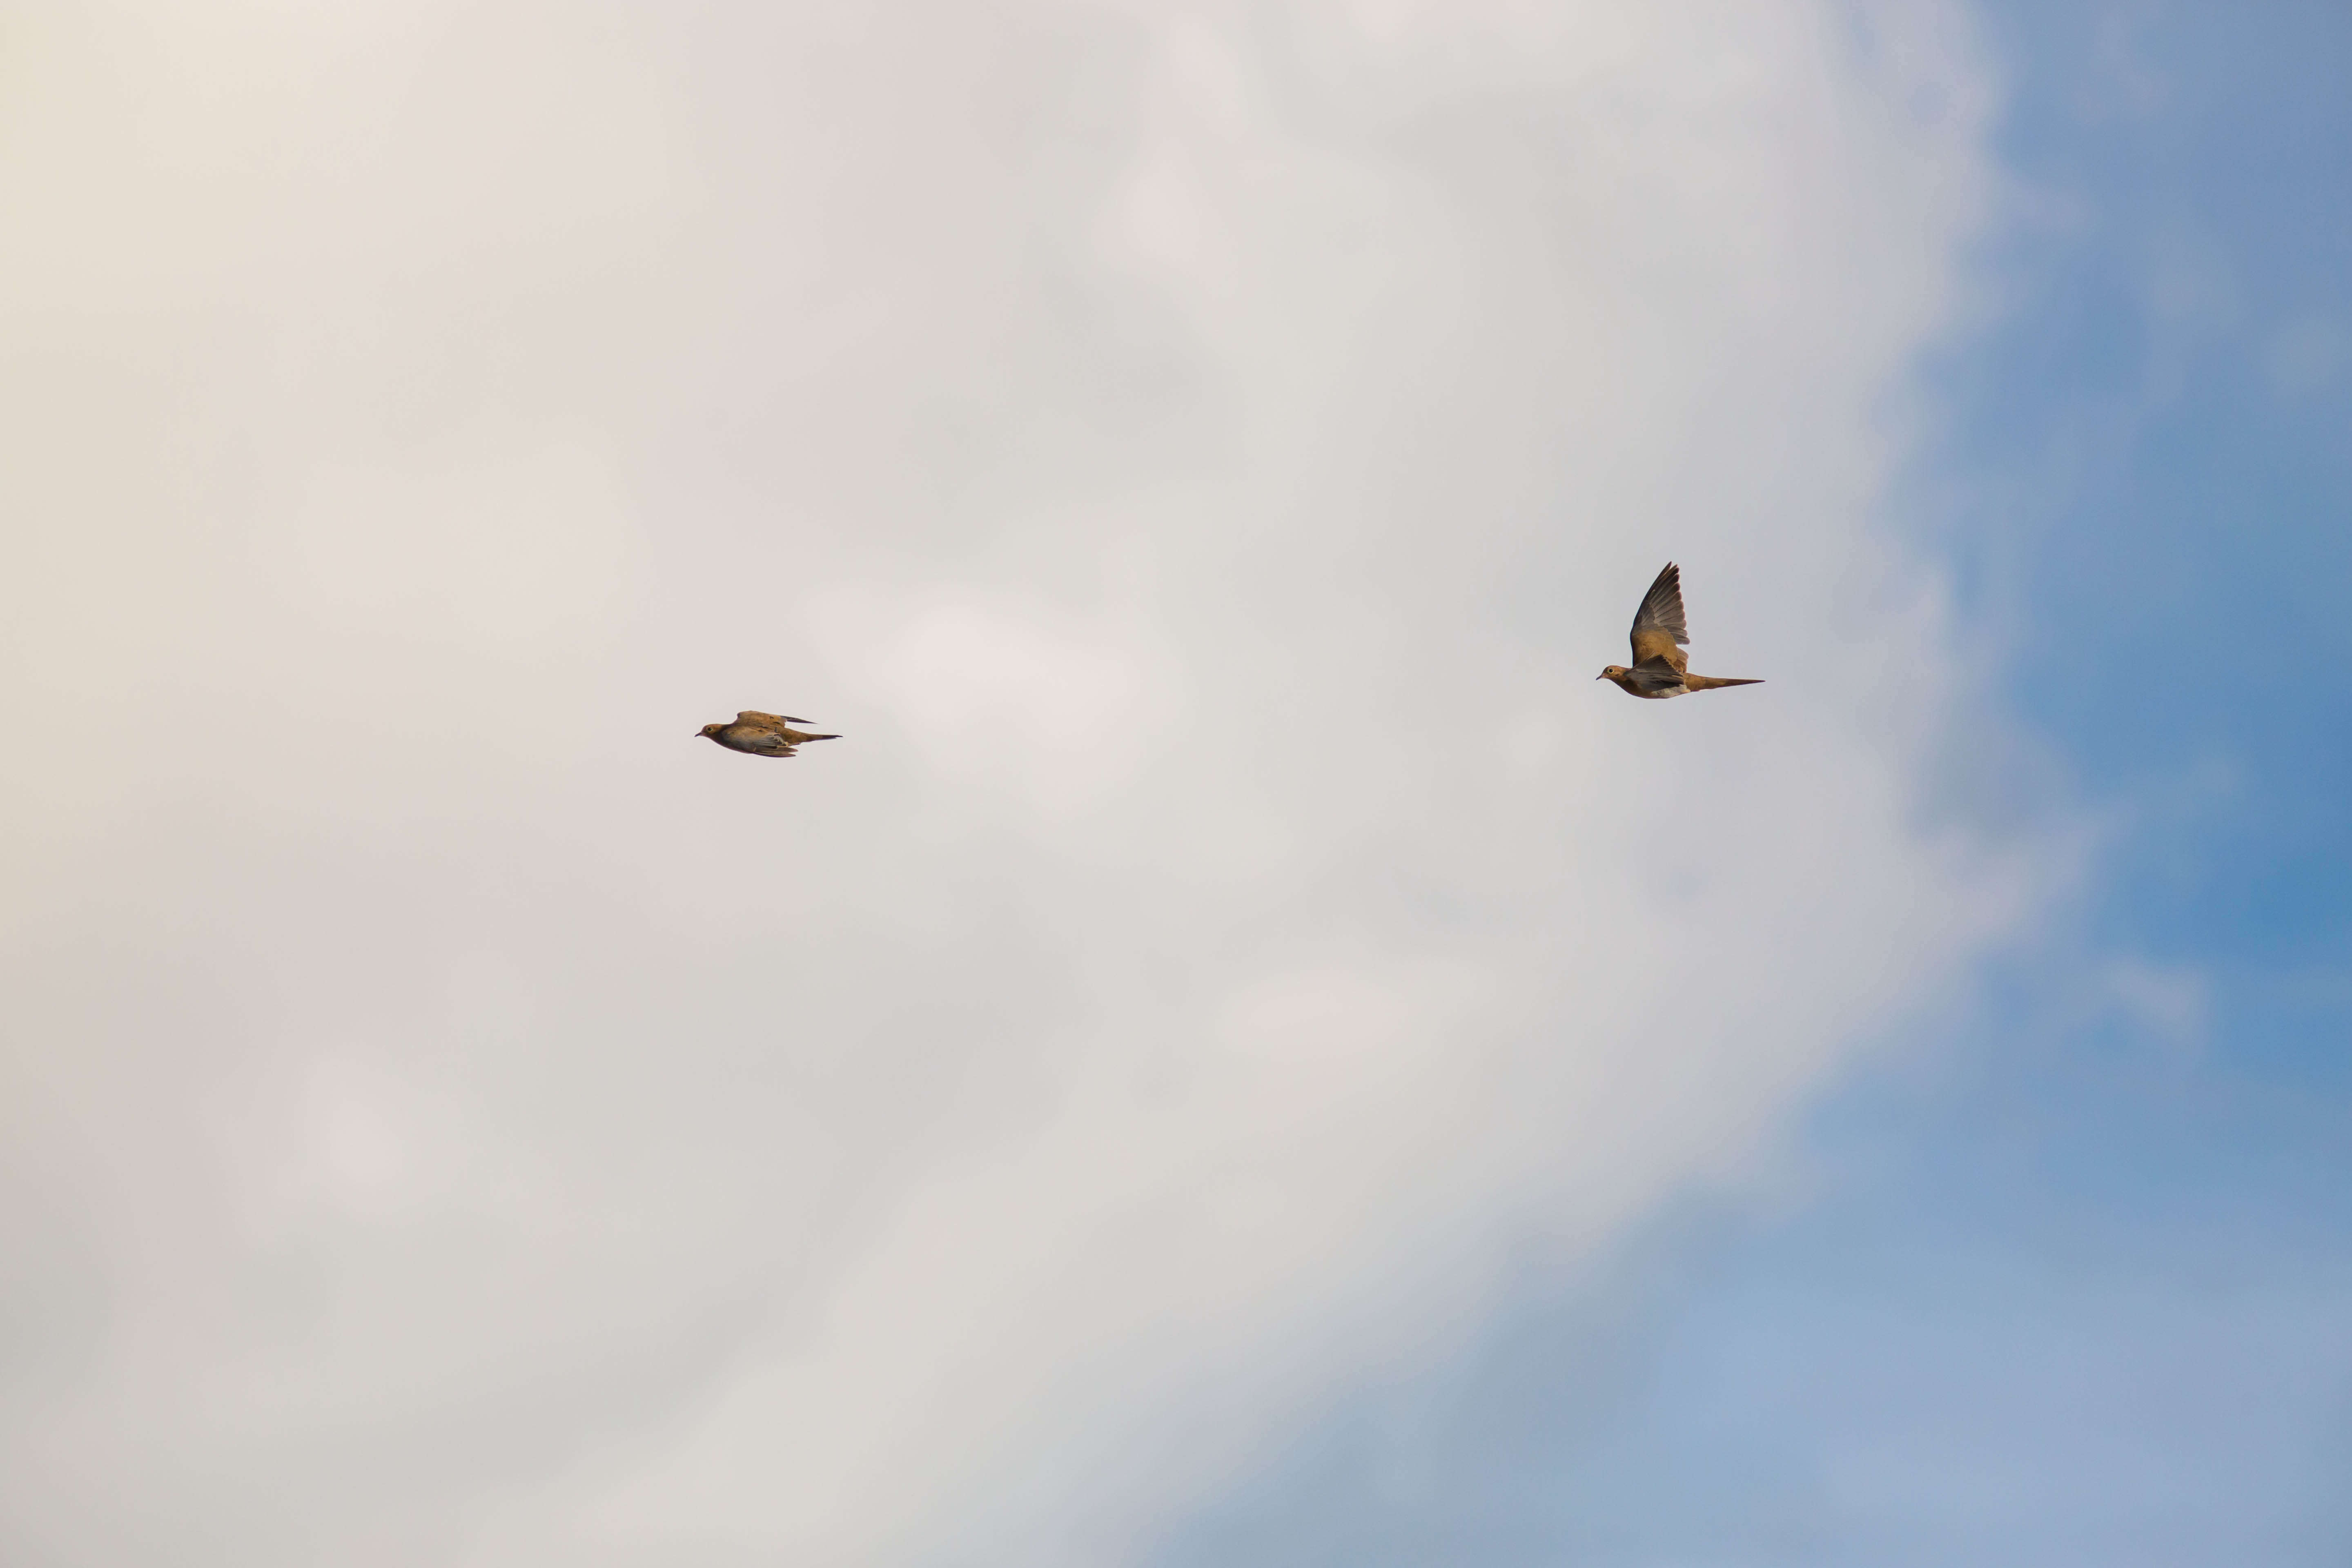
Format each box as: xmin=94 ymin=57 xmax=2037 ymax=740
xmin=0 ymin=3 xmax=2042 ymax=1565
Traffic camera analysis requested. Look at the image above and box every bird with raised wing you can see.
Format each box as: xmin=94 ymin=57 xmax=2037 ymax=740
xmin=1597 ymin=562 xmax=1762 ymax=699
xmin=697 ymin=710 xmax=842 ymax=758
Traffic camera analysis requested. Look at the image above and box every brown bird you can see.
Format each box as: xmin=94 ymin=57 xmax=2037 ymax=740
xmin=1597 ymin=563 xmax=1763 ymax=699
xmin=697 ymin=710 xmax=842 ymax=758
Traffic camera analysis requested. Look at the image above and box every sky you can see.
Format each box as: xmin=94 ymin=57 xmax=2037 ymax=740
xmin=1156 ymin=6 xmax=2352 ymax=1564
xmin=0 ymin=3 xmax=2343 ymax=1566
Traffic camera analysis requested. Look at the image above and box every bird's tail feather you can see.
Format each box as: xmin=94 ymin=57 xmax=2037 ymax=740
xmin=1685 ymin=676 xmax=1763 ymax=690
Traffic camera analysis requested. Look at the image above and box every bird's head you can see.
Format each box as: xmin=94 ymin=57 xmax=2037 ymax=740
xmin=1598 ymin=665 xmax=1629 ymax=682
xmin=697 ymin=722 xmax=725 ymax=739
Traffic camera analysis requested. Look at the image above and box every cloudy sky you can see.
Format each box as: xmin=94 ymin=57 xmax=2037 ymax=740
xmin=0 ymin=3 xmax=2343 ymax=1565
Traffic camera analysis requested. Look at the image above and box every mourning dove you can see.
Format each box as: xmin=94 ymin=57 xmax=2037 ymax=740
xmin=1597 ymin=563 xmax=1762 ymax=699
xmin=697 ymin=710 xmax=842 ymax=758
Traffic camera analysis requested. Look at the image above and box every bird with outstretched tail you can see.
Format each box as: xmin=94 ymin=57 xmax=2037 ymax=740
xmin=697 ymin=711 xmax=842 ymax=758
xmin=1597 ymin=563 xmax=1762 ymax=699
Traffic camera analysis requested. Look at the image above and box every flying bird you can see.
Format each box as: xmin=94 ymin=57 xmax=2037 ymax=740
xmin=697 ymin=710 xmax=842 ymax=758
xmin=1597 ymin=563 xmax=1763 ymax=699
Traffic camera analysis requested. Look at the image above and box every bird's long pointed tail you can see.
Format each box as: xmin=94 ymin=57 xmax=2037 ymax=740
xmin=1684 ymin=676 xmax=1763 ymax=690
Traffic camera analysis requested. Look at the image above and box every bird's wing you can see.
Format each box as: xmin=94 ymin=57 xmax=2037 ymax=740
xmin=738 ymin=711 xmax=814 ymax=729
xmin=1628 ymin=562 xmax=1689 ymax=674
xmin=1628 ymin=657 xmax=1686 ymax=694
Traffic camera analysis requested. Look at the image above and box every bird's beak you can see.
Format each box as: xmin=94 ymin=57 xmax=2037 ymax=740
xmin=1595 ymin=673 xmax=1605 ymax=680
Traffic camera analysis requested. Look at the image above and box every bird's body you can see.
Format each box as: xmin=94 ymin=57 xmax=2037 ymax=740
xmin=698 ymin=710 xmax=842 ymax=758
xmin=1602 ymin=664 xmax=1761 ymax=699
xmin=1597 ymin=562 xmax=1762 ymax=699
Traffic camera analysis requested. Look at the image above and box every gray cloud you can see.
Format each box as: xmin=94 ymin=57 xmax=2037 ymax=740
xmin=0 ymin=3 xmax=2040 ymax=1564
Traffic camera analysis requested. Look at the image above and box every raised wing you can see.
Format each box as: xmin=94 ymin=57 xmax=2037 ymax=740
xmin=1628 ymin=561 xmax=1689 ymax=675
xmin=736 ymin=710 xmax=812 ymax=728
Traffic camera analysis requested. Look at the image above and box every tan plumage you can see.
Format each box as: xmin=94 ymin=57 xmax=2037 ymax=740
xmin=697 ymin=710 xmax=842 ymax=758
xmin=1597 ymin=563 xmax=1762 ymax=699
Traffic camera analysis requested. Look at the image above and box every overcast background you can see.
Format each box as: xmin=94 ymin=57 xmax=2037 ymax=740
xmin=0 ymin=3 xmax=2343 ymax=1566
